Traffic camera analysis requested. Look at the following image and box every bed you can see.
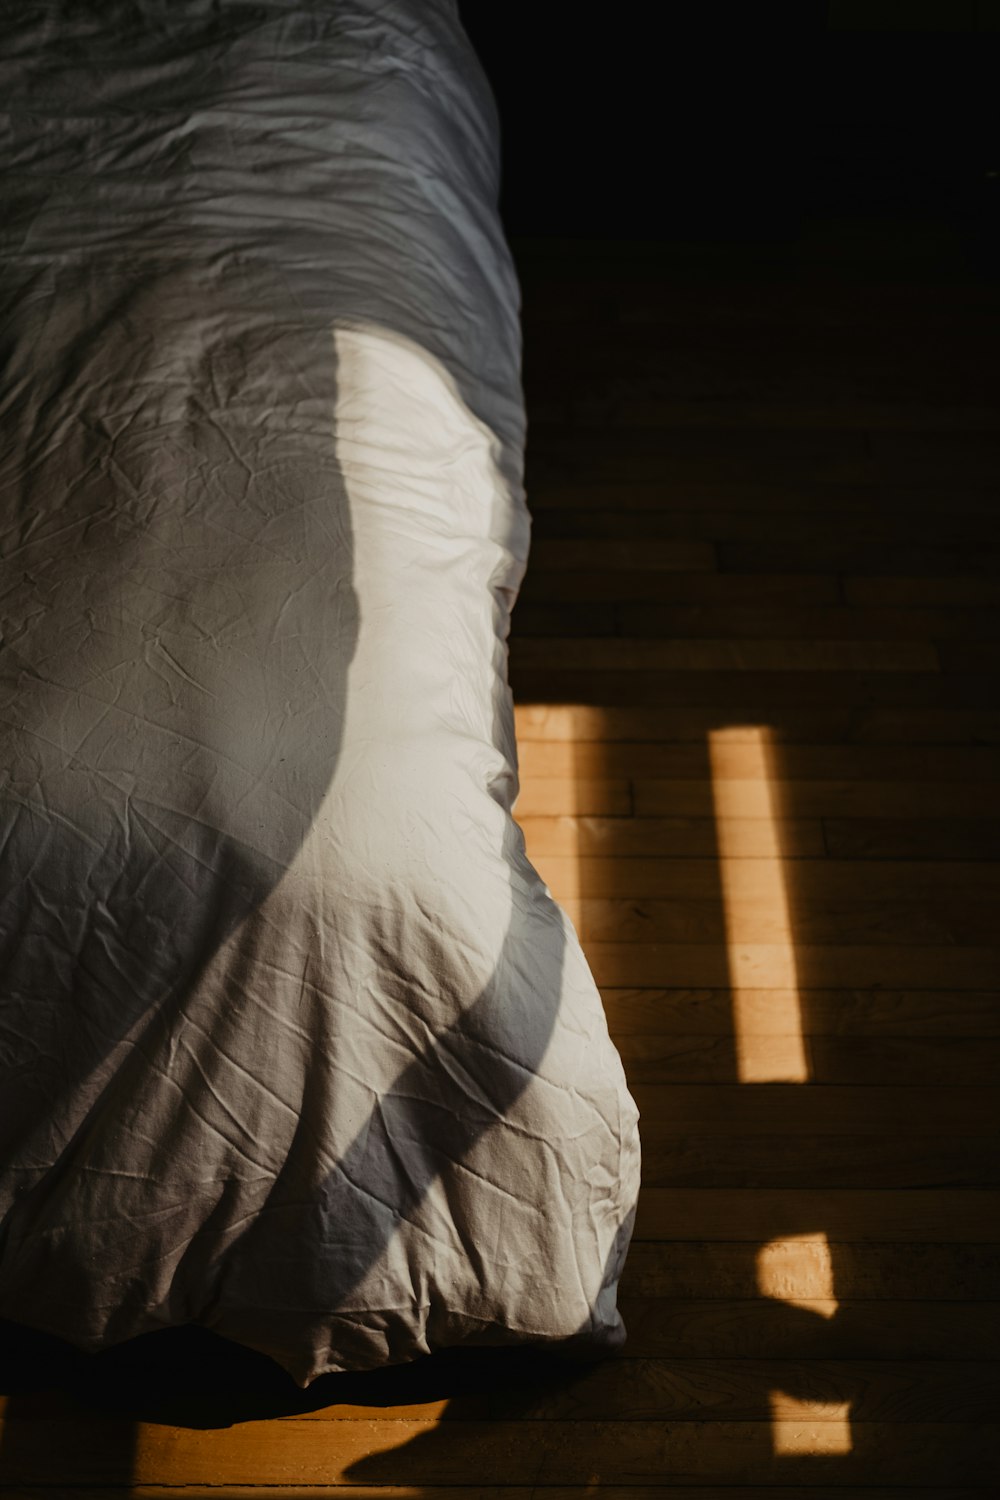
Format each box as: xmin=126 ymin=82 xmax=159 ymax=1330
xmin=0 ymin=0 xmax=640 ymax=1387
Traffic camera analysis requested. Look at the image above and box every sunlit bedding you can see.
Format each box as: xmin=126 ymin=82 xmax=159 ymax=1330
xmin=0 ymin=0 xmax=640 ymax=1386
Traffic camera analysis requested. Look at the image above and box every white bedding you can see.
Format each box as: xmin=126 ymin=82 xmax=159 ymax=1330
xmin=0 ymin=0 xmax=640 ymax=1385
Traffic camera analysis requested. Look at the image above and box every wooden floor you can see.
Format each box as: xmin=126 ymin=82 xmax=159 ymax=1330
xmin=1 ymin=218 xmax=998 ymax=1493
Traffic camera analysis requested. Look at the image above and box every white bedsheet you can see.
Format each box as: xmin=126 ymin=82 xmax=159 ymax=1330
xmin=0 ymin=0 xmax=640 ymax=1385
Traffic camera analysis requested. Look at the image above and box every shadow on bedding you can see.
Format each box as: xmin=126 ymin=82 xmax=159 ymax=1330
xmin=0 ymin=250 xmax=360 ymax=1338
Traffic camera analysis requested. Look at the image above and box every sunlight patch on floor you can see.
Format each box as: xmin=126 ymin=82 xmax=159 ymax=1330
xmin=770 ymin=1398 xmax=854 ymax=1454
xmin=757 ymin=1231 xmax=838 ymax=1316
xmin=709 ymin=725 xmax=808 ymax=1082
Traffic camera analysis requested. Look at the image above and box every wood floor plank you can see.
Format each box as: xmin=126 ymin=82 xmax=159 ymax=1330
xmin=841 ymin=707 xmax=1000 ymax=744
xmin=612 ymin=1033 xmax=1000 ymax=1086
xmin=528 ymin=422 xmax=874 ymax=460
xmin=531 ymin=855 xmax=1000 ymax=901
xmin=525 ymin=429 xmax=879 ymax=489
xmin=525 ymin=335 xmax=968 ymax=370
xmin=527 ymin=396 xmax=1000 ymax=433
xmin=518 ymin=567 xmax=843 ymax=603
xmin=872 ymin=429 xmax=1000 ymax=482
xmin=633 ymin=778 xmax=1000 ymax=818
xmin=519 ymin=741 xmax=1000 ymax=782
xmin=822 ymin=818 xmax=1000 ymax=859
xmin=523 ymin=340 xmax=1000 ymax=389
xmin=516 ymin=601 xmax=619 ymax=637
xmin=617 ymin=1303 xmax=1000 ymax=1362
xmin=622 ymin=1239 xmax=1000 ymax=1300
xmin=524 ymin=451 xmax=925 ymax=493
xmin=597 ymin=988 xmax=1000 ymax=1037
xmin=516 ymin=272 xmax=1000 ymax=325
xmin=531 ymin=507 xmax=1000 ymax=547
xmin=517 ymin=249 xmax=1000 ymax=294
xmin=523 ymin=314 xmax=998 ymax=351
xmin=616 ymin=602 xmax=999 ymax=641
xmin=518 ymin=814 xmax=827 ymax=857
xmin=632 ymin=1189 xmax=1000 ymax=1243
xmin=527 ymin=478 xmax=1000 ymax=516
xmin=515 ymin=638 xmax=940 ymax=672
xmin=939 ymin=641 xmax=1000 ymax=674
xmin=512 ymin=778 xmax=631 ymax=815
xmin=528 ymin=538 xmax=717 ymax=572
xmin=514 ymin=701 xmax=1000 ymax=745
xmin=562 ymin=895 xmax=999 ymax=946
xmin=514 ymin=703 xmax=854 ymax=742
xmin=510 ymin=667 xmax=999 ymax=708
xmin=637 ymin=1132 xmax=1000 ymax=1188
xmin=527 ymin=427 xmax=1000 ymax=489
xmin=584 ymin=941 xmax=1000 ymax=989
xmin=627 ymin=1085 xmax=996 ymax=1135
xmin=717 ymin=539 xmax=1000 ymax=577
xmin=845 ymin=574 xmax=1000 ymax=607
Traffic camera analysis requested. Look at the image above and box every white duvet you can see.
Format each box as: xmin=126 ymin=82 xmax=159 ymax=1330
xmin=0 ymin=0 xmax=640 ymax=1385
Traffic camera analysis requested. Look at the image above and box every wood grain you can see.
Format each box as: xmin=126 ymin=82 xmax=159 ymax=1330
xmin=597 ymin=987 xmax=1000 ymax=1036
xmin=514 ymin=701 xmax=1000 ymax=744
xmin=633 ymin=1189 xmax=1000 ymax=1242
xmin=616 ymin=1303 xmax=1000 ymax=1360
xmin=517 ymin=814 xmax=827 ymax=857
xmin=532 ymin=854 xmax=1000 ymax=899
xmin=560 ymin=895 xmax=999 ymax=945
xmin=509 ymin=666 xmax=1000 ymax=708
xmin=519 ymin=741 xmax=1000 ymax=780
xmin=626 ymin=1084 xmax=997 ymax=1134
xmin=515 ymin=638 xmax=941 ymax=672
xmin=612 ymin=1033 xmax=1000 ymax=1086
xmin=583 ymin=941 xmax=1000 ymax=989
xmin=622 ymin=1239 xmax=1000 ymax=1299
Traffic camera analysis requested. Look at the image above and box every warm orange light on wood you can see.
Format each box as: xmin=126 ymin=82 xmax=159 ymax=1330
xmin=756 ymin=1231 xmax=838 ymax=1316
xmin=769 ymin=1397 xmax=853 ymax=1454
xmin=709 ymin=725 xmax=808 ymax=1082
